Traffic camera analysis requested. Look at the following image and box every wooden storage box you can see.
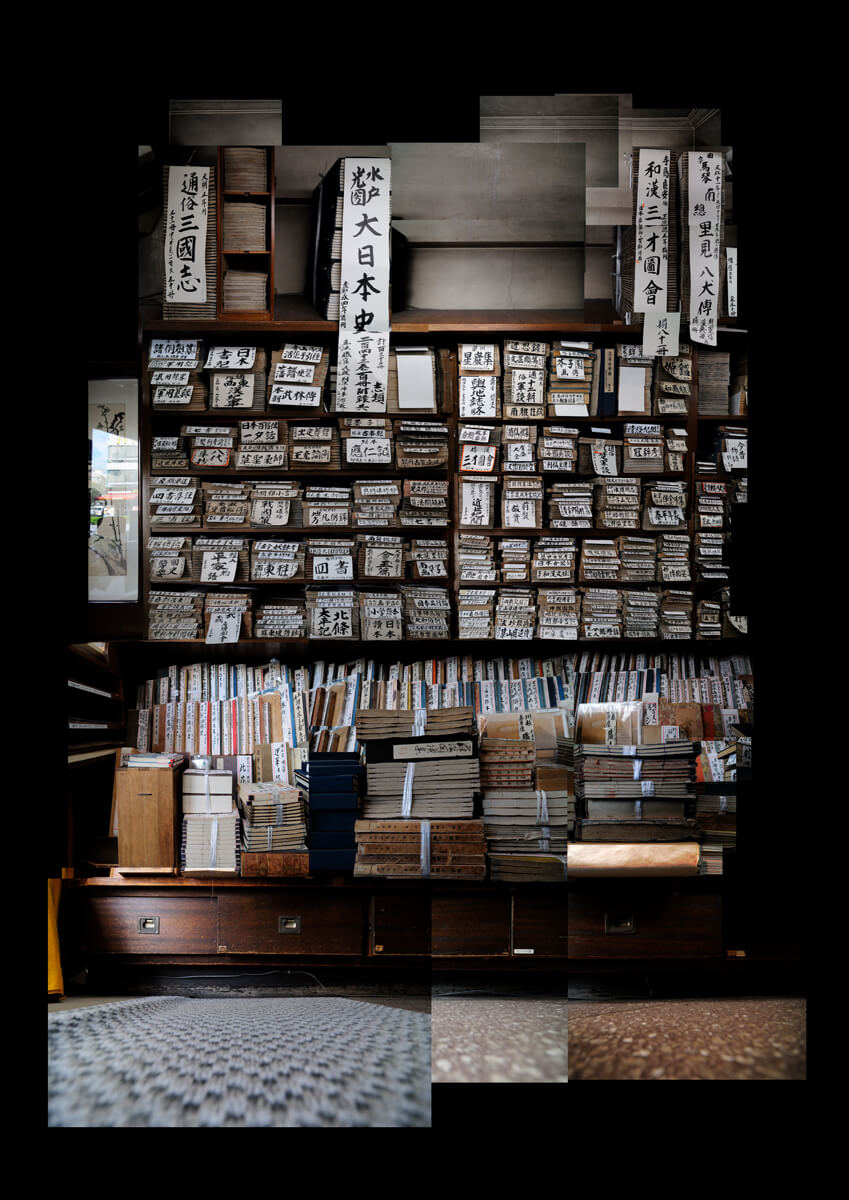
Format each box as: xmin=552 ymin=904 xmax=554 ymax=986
xmin=115 ymin=766 xmax=182 ymax=871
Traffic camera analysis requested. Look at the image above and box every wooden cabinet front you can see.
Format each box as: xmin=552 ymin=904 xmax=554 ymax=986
xmin=78 ymin=893 xmax=218 ymax=954
xmin=568 ymin=886 xmax=723 ymax=960
xmin=371 ymin=890 xmax=431 ymax=956
xmin=512 ymin=890 xmax=568 ymax=957
xmin=215 ymin=889 xmax=367 ymax=955
xmin=431 ymin=891 xmax=511 ymax=956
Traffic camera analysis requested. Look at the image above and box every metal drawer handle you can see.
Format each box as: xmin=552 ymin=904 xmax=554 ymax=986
xmin=604 ymin=913 xmax=636 ymax=935
xmin=138 ymin=917 xmax=160 ymax=934
xmin=278 ymin=916 xmax=301 ymax=934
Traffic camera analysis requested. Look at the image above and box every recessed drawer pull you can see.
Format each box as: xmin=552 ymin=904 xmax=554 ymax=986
xmin=604 ymin=913 xmax=636 ymax=935
xmin=278 ymin=916 xmax=301 ymax=934
xmin=138 ymin=917 xmax=160 ymax=934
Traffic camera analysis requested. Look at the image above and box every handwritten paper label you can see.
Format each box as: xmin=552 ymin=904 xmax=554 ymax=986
xmin=461 ymin=481 xmax=491 ymax=526
xmin=236 ymin=451 xmax=286 ymax=469
xmin=346 ymin=437 xmax=392 ymax=464
xmin=313 ymin=555 xmax=353 ymax=580
xmin=460 ymin=345 xmax=495 ymax=372
xmin=459 ymin=375 xmax=498 ymax=418
xmin=311 ymin=606 xmax=353 ymax=638
xmin=458 ymin=425 xmax=492 ymax=443
xmin=282 ymin=345 xmax=323 ymax=363
xmin=642 ymin=311 xmax=680 ymax=358
xmin=151 ymin=371 xmax=190 ymax=386
xmin=206 ymin=608 xmax=242 ymax=644
xmin=191 ymin=448 xmax=230 ymax=467
xmin=205 ymin=347 xmax=256 ymax=370
xmin=727 ymin=247 xmax=738 ymax=317
xmin=336 ymin=330 xmax=389 ymax=412
xmin=211 ymin=373 xmax=255 ymax=408
xmin=251 ymin=499 xmax=291 ymax=525
xmin=555 ymin=357 xmax=585 ymax=380
xmin=201 ymin=551 xmax=238 ymax=583
xmin=269 ymin=384 xmax=321 ymax=407
xmin=151 ymin=556 xmax=186 ymax=578
xmin=274 ymin=362 xmax=315 ymax=383
xmin=460 ymin=444 xmax=497 ymax=472
xmin=150 ymin=339 xmax=198 ymax=361
xmin=592 ymin=443 xmax=619 ymax=475
xmin=164 ymin=167 xmax=209 ymax=303
xmin=154 ymin=386 xmax=193 ymax=405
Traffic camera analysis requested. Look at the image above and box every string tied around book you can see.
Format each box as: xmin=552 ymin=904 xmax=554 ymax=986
xmin=420 ymin=819 xmax=431 ymax=878
xmin=267 ymin=826 xmax=273 ymax=851
xmin=535 ymin=789 xmax=549 ymax=825
xmin=633 ymin=758 xmax=643 ymax=780
xmin=402 ymin=762 xmax=416 ymax=819
xmin=276 ymin=804 xmax=283 ymax=823
xmin=539 ymin=824 xmax=550 ymax=852
xmin=635 ymin=799 xmax=642 ymax=819
xmin=204 ymin=770 xmax=211 ymax=814
xmin=413 ymin=708 xmax=427 ymax=737
xmin=209 ymin=818 xmax=219 ymax=868
xmin=641 ymin=780 xmax=655 ymax=796
xmin=719 ymin=795 xmax=728 ymax=813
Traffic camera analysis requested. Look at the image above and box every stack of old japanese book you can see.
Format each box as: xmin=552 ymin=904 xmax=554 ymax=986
xmin=297 ymin=751 xmax=363 ymax=872
xmin=237 ymin=781 xmax=308 ymax=869
xmin=457 ymin=588 xmax=496 ymax=639
xmin=574 ymin=701 xmax=700 ymax=847
xmin=222 ymin=270 xmax=268 ymax=314
xmin=147 ymin=589 xmax=205 ymax=640
xmin=354 ymin=717 xmax=485 ymax=877
xmin=353 ymin=819 xmax=487 ymax=880
xmin=253 ymin=596 xmax=306 ymax=640
xmin=352 ymin=481 xmax=401 ymax=530
xmin=405 ymin=537 xmax=449 ymax=582
xmin=361 ymin=732 xmax=479 ymax=820
xmin=181 ymin=808 xmax=240 ymax=874
xmin=400 ymin=585 xmax=451 ymax=639
xmin=478 ymin=709 xmax=571 ymax=881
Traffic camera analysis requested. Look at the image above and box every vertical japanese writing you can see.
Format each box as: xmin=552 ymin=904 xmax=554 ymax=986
xmin=165 ymin=167 xmax=210 ymax=303
xmin=337 ymin=159 xmax=391 ymax=413
xmin=633 ymin=150 xmax=670 ymax=315
xmin=688 ymin=152 xmax=723 ymax=346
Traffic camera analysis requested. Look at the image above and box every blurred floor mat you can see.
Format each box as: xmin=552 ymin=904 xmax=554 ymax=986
xmin=48 ymin=996 xmax=431 ymax=1126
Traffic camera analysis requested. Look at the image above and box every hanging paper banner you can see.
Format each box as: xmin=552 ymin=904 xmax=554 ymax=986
xmin=337 ymin=158 xmax=391 ymax=411
xmin=726 ymin=247 xmax=738 ymax=317
xmin=633 ymin=150 xmax=670 ymax=314
xmin=164 ymin=166 xmax=210 ymax=304
xmin=688 ymin=151 xmax=723 ymax=347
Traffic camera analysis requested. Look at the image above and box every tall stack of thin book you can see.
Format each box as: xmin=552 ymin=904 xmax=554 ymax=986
xmin=354 ymin=710 xmax=485 ymax=877
xmin=296 ymin=752 xmax=363 ymax=872
xmin=479 ymin=708 xmax=571 ymax=881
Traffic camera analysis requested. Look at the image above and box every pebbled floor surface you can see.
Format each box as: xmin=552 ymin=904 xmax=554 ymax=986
xmin=567 ymin=997 xmax=806 ymax=1080
xmin=431 ymin=997 xmax=568 ymax=1083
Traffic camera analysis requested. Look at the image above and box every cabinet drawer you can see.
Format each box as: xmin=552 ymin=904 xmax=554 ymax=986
xmin=431 ymin=892 xmax=511 ymax=956
xmin=568 ymin=888 xmax=722 ymax=959
xmin=216 ymin=890 xmax=366 ymax=955
xmin=512 ymin=890 xmax=568 ymax=957
xmin=78 ymin=895 xmax=218 ymax=954
xmin=371 ymin=891 xmax=431 ymax=956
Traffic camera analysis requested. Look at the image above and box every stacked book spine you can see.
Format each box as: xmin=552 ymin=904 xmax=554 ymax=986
xmin=298 ymin=752 xmax=363 ymax=872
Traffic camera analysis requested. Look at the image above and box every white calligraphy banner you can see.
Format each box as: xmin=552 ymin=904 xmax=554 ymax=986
xmin=165 ymin=167 xmax=210 ymax=303
xmin=339 ymin=158 xmax=391 ymax=336
xmin=634 ymin=150 xmax=670 ymax=314
xmin=688 ymin=152 xmax=723 ymax=346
